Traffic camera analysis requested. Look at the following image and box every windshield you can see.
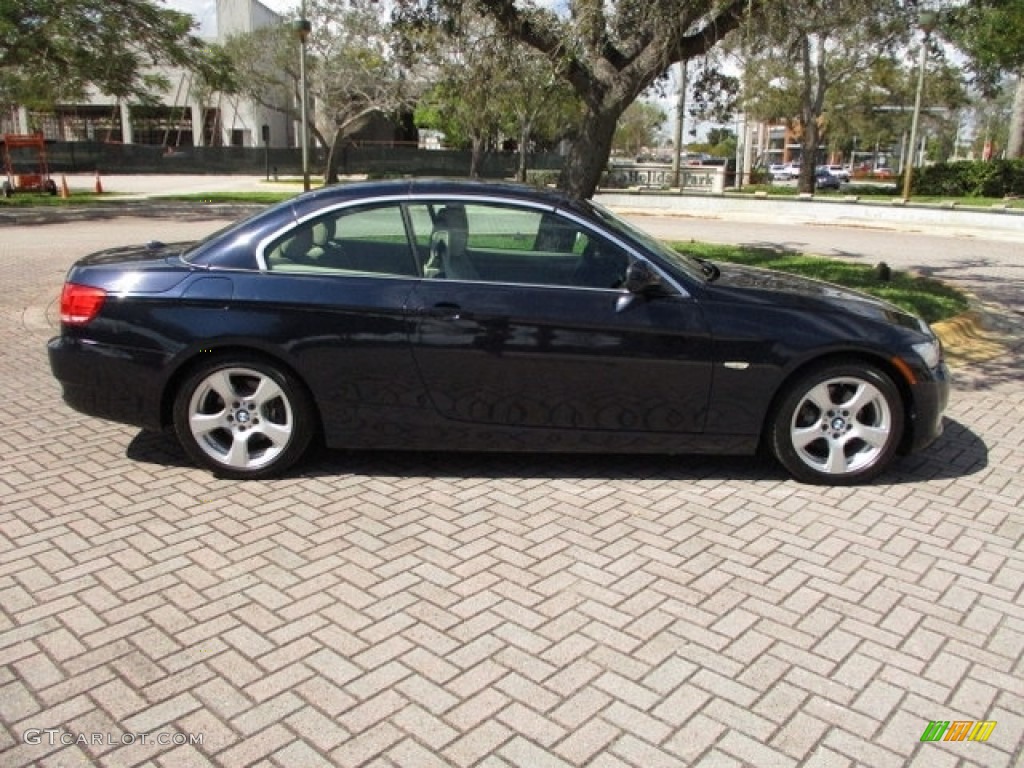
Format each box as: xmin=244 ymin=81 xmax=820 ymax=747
xmin=581 ymin=201 xmax=708 ymax=283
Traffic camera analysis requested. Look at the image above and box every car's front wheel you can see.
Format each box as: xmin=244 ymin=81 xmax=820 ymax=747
xmin=173 ymin=356 xmax=314 ymax=479
xmin=770 ymin=363 xmax=904 ymax=485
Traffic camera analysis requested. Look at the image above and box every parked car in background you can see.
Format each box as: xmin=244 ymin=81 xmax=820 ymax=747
xmin=821 ymin=164 xmax=851 ymax=181
xmin=814 ymin=168 xmax=842 ymax=190
xmin=48 ymin=179 xmax=949 ymax=485
xmin=770 ymin=163 xmax=801 ymax=181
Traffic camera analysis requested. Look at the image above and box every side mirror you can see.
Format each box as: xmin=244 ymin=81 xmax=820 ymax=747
xmin=623 ymin=260 xmax=662 ymax=294
xmin=616 ymin=260 xmax=664 ymax=313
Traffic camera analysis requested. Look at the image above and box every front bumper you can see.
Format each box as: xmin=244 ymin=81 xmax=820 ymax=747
xmin=904 ymin=360 xmax=951 ymax=454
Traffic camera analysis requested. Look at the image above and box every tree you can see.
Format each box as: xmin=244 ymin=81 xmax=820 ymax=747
xmin=740 ymin=0 xmax=916 ymax=192
xmin=397 ymin=0 xmax=758 ymax=199
xmin=412 ymin=16 xmax=512 ymax=176
xmin=0 ymin=0 xmax=205 ymax=110
xmin=613 ymin=100 xmax=667 ymax=158
xmin=967 ymin=78 xmax=1015 ymax=158
xmin=189 ymin=44 xmax=241 ymax=147
xmin=308 ymin=0 xmax=418 ymax=181
xmin=689 ymin=61 xmax=741 ymax=133
xmin=819 ymin=51 xmax=967 ymax=169
xmin=222 ymin=25 xmax=313 ymax=143
xmin=944 ymin=0 xmax=1024 ymax=157
xmin=410 ymin=12 xmax=580 ymax=180
xmin=223 ymin=0 xmax=417 ymax=182
xmin=491 ymin=45 xmax=581 ymax=182
xmin=706 ymin=128 xmax=737 ymax=158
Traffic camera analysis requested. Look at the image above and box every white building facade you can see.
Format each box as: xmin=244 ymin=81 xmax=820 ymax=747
xmin=3 ymin=0 xmax=294 ymax=149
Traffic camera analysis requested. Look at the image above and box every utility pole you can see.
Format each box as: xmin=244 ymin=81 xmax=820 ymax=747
xmin=295 ymin=0 xmax=312 ymax=192
xmin=902 ymin=10 xmax=936 ymax=201
xmin=671 ymin=62 xmax=687 ymax=189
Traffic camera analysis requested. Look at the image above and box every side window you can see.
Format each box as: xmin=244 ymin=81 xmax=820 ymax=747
xmin=416 ymin=201 xmax=631 ymax=289
xmin=404 ymin=203 xmax=435 ymax=272
xmin=265 ymin=204 xmax=417 ymax=277
xmin=566 ymin=231 xmax=632 ymax=290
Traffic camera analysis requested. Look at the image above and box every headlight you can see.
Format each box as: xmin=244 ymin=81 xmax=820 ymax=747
xmin=911 ymin=338 xmax=942 ymax=369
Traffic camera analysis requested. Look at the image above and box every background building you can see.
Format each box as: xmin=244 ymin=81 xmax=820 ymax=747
xmin=1 ymin=0 xmax=293 ymax=149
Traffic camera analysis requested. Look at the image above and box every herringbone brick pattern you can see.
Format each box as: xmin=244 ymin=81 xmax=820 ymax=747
xmin=1 ymin=216 xmax=1021 ymax=767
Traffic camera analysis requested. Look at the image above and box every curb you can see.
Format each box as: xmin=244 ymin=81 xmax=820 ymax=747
xmin=0 ymin=201 xmax=264 ymax=226
xmin=933 ymin=309 xmax=1016 ymax=364
xmin=933 ymin=312 xmax=998 ymax=359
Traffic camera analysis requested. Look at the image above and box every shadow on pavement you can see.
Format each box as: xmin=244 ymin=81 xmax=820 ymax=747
xmin=950 ymin=350 xmax=1024 ymax=391
xmin=915 ymin=257 xmax=1024 ymax=316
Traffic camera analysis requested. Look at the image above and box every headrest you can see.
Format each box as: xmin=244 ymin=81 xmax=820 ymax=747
xmin=435 ymin=205 xmax=467 ymax=232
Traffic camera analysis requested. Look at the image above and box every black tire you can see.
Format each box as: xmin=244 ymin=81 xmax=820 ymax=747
xmin=770 ymin=362 xmax=904 ymax=485
xmin=172 ymin=355 xmax=314 ymax=479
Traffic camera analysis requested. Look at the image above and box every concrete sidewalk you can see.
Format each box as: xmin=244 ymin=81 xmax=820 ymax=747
xmin=61 ymin=172 xmax=302 ymax=199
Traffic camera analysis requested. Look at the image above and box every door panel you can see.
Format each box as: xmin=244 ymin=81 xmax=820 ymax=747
xmin=245 ymin=202 xmax=427 ymax=437
xmin=230 ymin=272 xmax=424 ymax=428
xmin=407 ymin=281 xmax=712 ymax=434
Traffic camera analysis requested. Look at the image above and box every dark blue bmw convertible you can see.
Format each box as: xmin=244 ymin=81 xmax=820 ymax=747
xmin=48 ymin=179 xmax=949 ymax=484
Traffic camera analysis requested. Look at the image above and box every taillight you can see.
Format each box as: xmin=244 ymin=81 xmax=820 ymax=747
xmin=60 ymin=283 xmax=107 ymax=326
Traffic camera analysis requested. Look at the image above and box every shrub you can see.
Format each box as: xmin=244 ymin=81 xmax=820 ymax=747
xmin=914 ymin=159 xmax=1024 ymax=198
xmin=525 ymin=169 xmax=561 ymax=188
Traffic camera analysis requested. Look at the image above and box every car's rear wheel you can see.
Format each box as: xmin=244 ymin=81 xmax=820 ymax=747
xmin=770 ymin=363 xmax=904 ymax=485
xmin=173 ymin=356 xmax=313 ymax=479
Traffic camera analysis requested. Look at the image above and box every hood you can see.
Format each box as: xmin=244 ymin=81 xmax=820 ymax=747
xmin=707 ymin=262 xmax=924 ymax=331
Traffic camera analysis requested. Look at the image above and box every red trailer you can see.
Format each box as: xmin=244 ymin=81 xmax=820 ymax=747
xmin=2 ymin=133 xmax=58 ymax=197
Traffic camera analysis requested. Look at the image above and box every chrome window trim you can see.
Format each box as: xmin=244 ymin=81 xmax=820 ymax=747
xmin=255 ymin=194 xmax=418 ymax=272
xmin=251 ymin=192 xmax=692 ymax=299
xmin=551 ymin=208 xmax=692 ymax=299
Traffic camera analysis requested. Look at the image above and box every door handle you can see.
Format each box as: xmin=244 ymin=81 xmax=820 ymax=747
xmin=424 ymin=302 xmax=465 ymax=320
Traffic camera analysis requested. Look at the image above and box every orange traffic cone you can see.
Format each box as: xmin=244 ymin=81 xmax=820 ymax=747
xmin=60 ymin=175 xmax=70 ymax=199
xmin=94 ymin=171 xmax=103 ymax=195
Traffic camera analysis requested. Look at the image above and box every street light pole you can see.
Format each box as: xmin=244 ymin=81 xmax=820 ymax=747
xmin=262 ymin=124 xmax=270 ymax=181
xmin=294 ymin=2 xmax=312 ymax=192
xmin=671 ymin=62 xmax=687 ymax=189
xmin=902 ymin=10 xmax=937 ymax=201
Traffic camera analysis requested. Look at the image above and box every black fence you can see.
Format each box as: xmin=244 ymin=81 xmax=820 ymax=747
xmin=27 ymin=141 xmax=565 ymax=180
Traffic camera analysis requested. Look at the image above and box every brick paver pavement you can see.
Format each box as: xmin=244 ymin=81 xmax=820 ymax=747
xmin=1 ymin=208 xmax=1021 ymax=768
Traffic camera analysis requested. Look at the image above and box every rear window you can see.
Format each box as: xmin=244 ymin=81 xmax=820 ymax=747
xmin=263 ymin=203 xmax=418 ymax=277
xmin=185 ymin=200 xmax=297 ymax=269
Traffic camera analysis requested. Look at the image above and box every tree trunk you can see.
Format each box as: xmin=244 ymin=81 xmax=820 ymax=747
xmin=517 ymin=120 xmax=531 ymax=183
xmin=798 ymin=119 xmax=819 ymax=193
xmin=470 ymin=135 xmax=484 ymax=178
xmin=322 ymin=110 xmax=375 ymax=183
xmin=1007 ymin=71 xmax=1024 ymax=159
xmin=558 ymin=107 xmax=619 ymax=200
xmin=324 ymin=126 xmax=344 ymax=185
xmin=797 ymin=34 xmax=822 ymax=194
